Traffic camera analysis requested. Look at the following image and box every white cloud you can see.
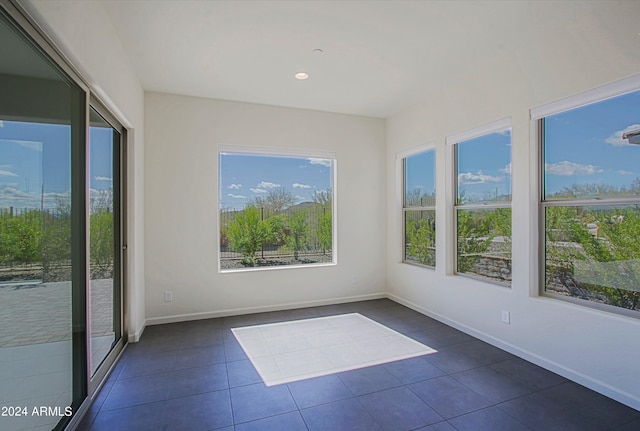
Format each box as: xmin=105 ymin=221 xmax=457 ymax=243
xmin=605 ymin=124 xmax=640 ymax=146
xmin=309 ymin=158 xmax=332 ymax=167
xmin=94 ymin=176 xmax=112 ymax=182
xmin=295 ymin=195 xmax=305 ymax=201
xmin=250 ymin=188 xmax=267 ymax=194
xmin=293 ymin=183 xmax=312 ymax=189
xmin=458 ymin=171 xmax=503 ymax=185
xmin=499 ymin=163 xmax=512 ymax=175
xmin=617 ymin=170 xmax=634 ymax=175
xmin=0 ymin=186 xmax=40 ymax=208
xmin=545 ymin=161 xmax=603 ymax=176
xmin=19 ymin=140 xmax=42 ymax=151
xmin=0 ymin=186 xmax=32 ymax=198
xmin=228 ymin=193 xmax=246 ymax=199
xmin=228 ymin=183 xmax=242 ymax=189
xmin=43 ymin=191 xmax=70 ymax=199
xmin=258 ymin=181 xmax=280 ymax=189
xmin=0 ymin=170 xmax=18 ymax=177
xmin=0 ymin=188 xmax=72 ymax=210
xmin=0 ymin=120 xmax=3 ymax=128
xmin=0 ymin=139 xmax=42 ymax=151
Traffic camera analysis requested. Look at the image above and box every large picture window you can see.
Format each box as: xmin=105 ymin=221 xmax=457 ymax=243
xmin=219 ymin=148 xmax=335 ymax=271
xmin=539 ymin=85 xmax=640 ymax=315
xmin=452 ymin=121 xmax=512 ymax=285
xmin=402 ymin=149 xmax=436 ymax=267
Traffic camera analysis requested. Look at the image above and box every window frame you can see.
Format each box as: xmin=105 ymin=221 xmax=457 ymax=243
xmin=217 ymin=145 xmax=337 ymax=273
xmin=534 ymin=75 xmax=640 ymax=318
xmin=401 ymin=145 xmax=436 ymax=269
xmin=448 ymin=118 xmax=512 ymax=286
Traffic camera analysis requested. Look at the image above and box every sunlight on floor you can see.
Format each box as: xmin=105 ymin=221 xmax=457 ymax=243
xmin=232 ymin=313 xmax=437 ymax=386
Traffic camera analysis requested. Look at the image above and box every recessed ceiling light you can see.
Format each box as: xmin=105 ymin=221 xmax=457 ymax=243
xmin=313 ymin=48 xmax=323 ymax=54
xmin=294 ymin=72 xmax=309 ymax=80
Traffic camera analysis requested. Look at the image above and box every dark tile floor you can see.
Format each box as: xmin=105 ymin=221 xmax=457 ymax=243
xmin=77 ymin=299 xmax=640 ymax=431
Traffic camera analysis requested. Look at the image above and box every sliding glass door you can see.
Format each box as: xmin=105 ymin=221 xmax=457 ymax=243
xmin=0 ymin=4 xmax=126 ymax=430
xmin=88 ymin=106 xmax=124 ymax=383
xmin=0 ymin=9 xmax=85 ymax=431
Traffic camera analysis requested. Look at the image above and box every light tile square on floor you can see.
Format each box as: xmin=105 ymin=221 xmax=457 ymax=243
xmin=231 ymin=312 xmax=437 ymax=386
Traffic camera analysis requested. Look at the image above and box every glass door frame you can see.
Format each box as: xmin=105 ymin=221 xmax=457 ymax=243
xmin=0 ymin=2 xmax=89 ymax=429
xmin=1 ymin=1 xmax=129 ymax=428
xmin=87 ymin=98 xmax=127 ymax=394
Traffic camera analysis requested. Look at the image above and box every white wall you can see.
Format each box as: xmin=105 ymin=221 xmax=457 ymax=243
xmin=144 ymin=93 xmax=386 ymax=322
xmin=386 ymin=2 xmax=640 ymax=410
xmin=21 ymin=0 xmax=146 ymax=341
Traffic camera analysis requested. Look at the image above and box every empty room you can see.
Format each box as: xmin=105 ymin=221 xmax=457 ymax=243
xmin=0 ymin=1 xmax=639 ymax=430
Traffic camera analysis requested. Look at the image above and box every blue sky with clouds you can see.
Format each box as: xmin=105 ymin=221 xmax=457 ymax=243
xmin=0 ymin=120 xmax=114 ymax=209
xmin=404 ymin=132 xmax=512 ymax=205
xmin=544 ymin=90 xmax=640 ymax=197
xmin=405 ymin=90 xmax=640 ymax=203
xmin=2 ymin=89 xmax=638 ymax=210
xmin=405 ymin=149 xmax=435 ymax=204
xmin=0 ymin=121 xmax=67 ymax=209
xmin=90 ymin=126 xmax=115 ymax=191
xmin=457 ymin=130 xmax=512 ymax=203
xmin=219 ymin=153 xmax=332 ymax=210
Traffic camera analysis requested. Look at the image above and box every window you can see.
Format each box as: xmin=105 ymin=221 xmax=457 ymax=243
xmin=219 ymin=147 xmax=335 ymax=271
xmin=538 ymin=83 xmax=640 ymax=315
xmin=451 ymin=120 xmax=512 ymax=285
xmin=402 ymin=149 xmax=436 ymax=267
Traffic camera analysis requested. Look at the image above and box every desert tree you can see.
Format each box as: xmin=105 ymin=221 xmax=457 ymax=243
xmin=249 ymin=187 xmax=296 ymax=213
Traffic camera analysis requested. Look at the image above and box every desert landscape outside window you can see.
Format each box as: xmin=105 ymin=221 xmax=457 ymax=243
xmin=403 ymin=149 xmax=436 ymax=268
xmin=541 ymin=89 xmax=640 ymax=315
xmin=453 ymin=124 xmax=512 ymax=286
xmin=219 ymin=149 xmax=335 ymax=271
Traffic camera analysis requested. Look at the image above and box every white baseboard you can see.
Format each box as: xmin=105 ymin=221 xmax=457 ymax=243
xmin=144 ymin=292 xmax=387 ymax=326
xmin=128 ymin=322 xmax=145 ymax=343
xmin=386 ymin=293 xmax=640 ymax=412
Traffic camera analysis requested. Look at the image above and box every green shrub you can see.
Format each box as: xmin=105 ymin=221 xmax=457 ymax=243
xmin=90 ymin=211 xmax=114 ymax=276
xmin=227 ymin=206 xmax=271 ymax=266
xmin=286 ymin=210 xmax=308 ymax=260
xmin=0 ymin=210 xmax=42 ymax=266
xmin=406 ymin=217 xmax=435 ymax=266
xmin=318 ymin=210 xmax=332 ymax=255
xmin=41 ymin=216 xmax=71 ymax=281
xmin=266 ymin=214 xmax=286 ymax=245
xmin=456 ymin=210 xmax=493 ymax=273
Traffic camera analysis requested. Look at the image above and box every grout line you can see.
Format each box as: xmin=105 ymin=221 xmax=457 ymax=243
xmin=224 ymin=362 xmax=236 ymax=428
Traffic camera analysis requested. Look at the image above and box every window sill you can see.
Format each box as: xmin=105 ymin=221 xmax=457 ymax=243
xmin=219 ymin=261 xmax=337 ymax=274
xmin=453 ymin=271 xmax=512 ymax=288
xmin=401 ymin=260 xmax=435 ymax=270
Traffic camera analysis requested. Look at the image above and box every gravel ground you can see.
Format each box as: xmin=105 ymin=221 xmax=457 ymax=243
xmin=220 ymin=254 xmax=333 ymax=270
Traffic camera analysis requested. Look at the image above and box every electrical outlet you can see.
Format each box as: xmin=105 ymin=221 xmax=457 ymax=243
xmin=164 ymin=291 xmax=173 ymax=302
xmin=501 ymin=310 xmax=510 ymax=324
xmin=351 ymin=275 xmax=359 ymax=285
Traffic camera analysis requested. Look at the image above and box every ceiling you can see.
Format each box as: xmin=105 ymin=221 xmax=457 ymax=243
xmin=100 ymin=1 xmax=635 ymax=119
